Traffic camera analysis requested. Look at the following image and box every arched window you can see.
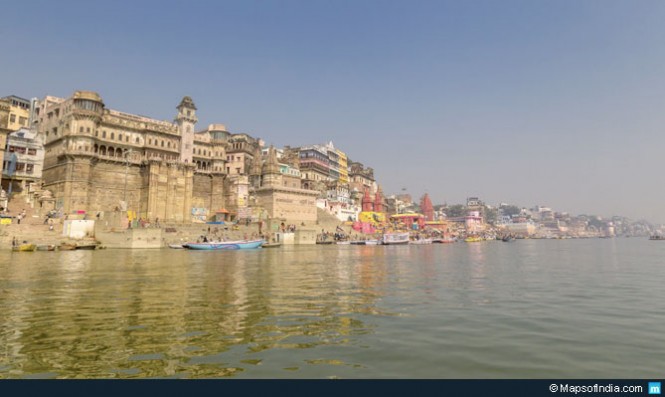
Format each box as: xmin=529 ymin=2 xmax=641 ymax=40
xmin=111 ymin=132 xmax=115 ymax=140
xmin=108 ymin=147 xmax=115 ymax=157
xmin=94 ymin=144 xmax=98 ymax=153
xmin=119 ymin=134 xmax=123 ymax=141
xmin=100 ymin=146 xmax=106 ymax=155
xmin=102 ymin=131 xmax=106 ymax=138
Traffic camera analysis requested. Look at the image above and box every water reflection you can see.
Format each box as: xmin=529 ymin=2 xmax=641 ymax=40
xmin=0 ymin=239 xmax=663 ymax=378
xmin=0 ymin=248 xmax=383 ymax=378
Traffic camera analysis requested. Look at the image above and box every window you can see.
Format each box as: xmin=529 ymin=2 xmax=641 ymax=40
xmin=135 ymin=137 xmax=139 ymax=143
xmin=95 ymin=130 xmax=98 ymax=137
xmin=161 ymin=141 xmax=164 ymax=147
xmin=79 ymin=126 xmax=84 ymax=133
xmin=28 ymin=148 xmax=37 ymax=155
xmin=111 ymin=132 xmax=114 ymax=140
xmin=8 ymin=114 xmax=16 ymax=124
xmin=102 ymin=131 xmax=106 ymax=138
xmin=148 ymin=138 xmax=152 ymax=145
xmin=126 ymin=136 xmax=129 ymax=142
xmin=187 ymin=110 xmax=191 ymax=116
xmin=26 ymin=164 xmax=34 ymax=173
xmin=119 ymin=134 xmax=123 ymax=141
xmin=19 ymin=117 xmax=27 ymax=126
xmin=86 ymin=127 xmax=91 ymax=133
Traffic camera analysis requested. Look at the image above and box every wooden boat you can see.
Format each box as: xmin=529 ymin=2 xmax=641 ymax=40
xmin=349 ymin=241 xmax=366 ymax=245
xmin=261 ymin=242 xmax=282 ymax=248
xmin=382 ymin=232 xmax=410 ymax=245
xmin=365 ymin=240 xmax=381 ymax=245
xmin=464 ymin=236 xmax=482 ymax=243
xmin=432 ymin=238 xmax=456 ymax=243
xmin=502 ymin=236 xmax=515 ymax=242
xmin=59 ymin=242 xmax=99 ymax=250
xmin=649 ymin=235 xmax=665 ymax=240
xmin=75 ymin=243 xmax=98 ymax=250
xmin=184 ymin=239 xmax=265 ymax=250
xmin=316 ymin=240 xmax=334 ymax=245
xmin=36 ymin=244 xmax=56 ymax=251
xmin=12 ymin=244 xmax=36 ymax=252
xmin=336 ymin=241 xmax=351 ymax=245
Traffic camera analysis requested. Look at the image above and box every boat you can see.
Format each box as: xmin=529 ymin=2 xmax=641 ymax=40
xmin=336 ymin=241 xmax=351 ymax=245
xmin=168 ymin=243 xmax=185 ymax=249
xmin=464 ymin=236 xmax=482 ymax=243
xmin=501 ymin=236 xmax=514 ymax=242
xmin=184 ymin=239 xmax=265 ymax=250
xmin=36 ymin=244 xmax=56 ymax=251
xmin=410 ymin=238 xmax=432 ymax=245
xmin=59 ymin=243 xmax=76 ymax=250
xmin=75 ymin=242 xmax=99 ymax=250
xmin=382 ymin=232 xmax=410 ymax=245
xmin=316 ymin=240 xmax=334 ymax=245
xmin=12 ymin=243 xmax=36 ymax=252
xmin=365 ymin=240 xmax=381 ymax=245
xmin=432 ymin=237 xmax=456 ymax=243
xmin=349 ymin=240 xmax=366 ymax=245
xmin=59 ymin=241 xmax=99 ymax=250
xmin=649 ymin=235 xmax=665 ymax=241
xmin=261 ymin=242 xmax=282 ymax=248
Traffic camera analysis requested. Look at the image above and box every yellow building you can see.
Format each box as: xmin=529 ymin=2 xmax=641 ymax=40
xmin=337 ymin=148 xmax=348 ymax=184
xmin=2 ymin=96 xmax=31 ymax=131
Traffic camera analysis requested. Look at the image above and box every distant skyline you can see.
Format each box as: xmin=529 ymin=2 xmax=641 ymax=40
xmin=3 ymin=1 xmax=665 ymax=222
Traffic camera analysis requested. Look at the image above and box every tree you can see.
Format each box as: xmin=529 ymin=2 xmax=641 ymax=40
xmin=501 ymin=205 xmax=521 ymax=217
xmin=484 ymin=206 xmax=498 ymax=224
xmin=444 ymin=204 xmax=466 ymax=218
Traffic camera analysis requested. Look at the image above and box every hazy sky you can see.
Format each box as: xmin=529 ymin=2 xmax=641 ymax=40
xmin=3 ymin=1 xmax=665 ymax=222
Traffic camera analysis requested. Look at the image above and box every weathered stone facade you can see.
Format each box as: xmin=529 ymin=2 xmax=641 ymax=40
xmin=35 ymin=90 xmax=322 ymax=224
xmin=36 ymin=91 xmax=225 ymax=222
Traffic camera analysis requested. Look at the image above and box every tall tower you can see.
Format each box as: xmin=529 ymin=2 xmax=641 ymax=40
xmin=362 ymin=188 xmax=373 ymax=212
xmin=261 ymin=146 xmax=281 ymax=188
xmin=420 ymin=193 xmax=434 ymax=221
xmin=175 ymin=96 xmax=198 ymax=163
xmin=374 ymin=186 xmax=384 ymax=213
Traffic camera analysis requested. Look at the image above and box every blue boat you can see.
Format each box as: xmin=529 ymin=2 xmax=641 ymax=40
xmin=184 ymin=239 xmax=265 ymax=250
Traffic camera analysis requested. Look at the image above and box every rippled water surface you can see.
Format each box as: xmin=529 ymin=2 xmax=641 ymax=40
xmin=1 ymin=239 xmax=663 ymax=378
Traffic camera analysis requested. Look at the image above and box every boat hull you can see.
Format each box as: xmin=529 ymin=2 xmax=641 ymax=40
xmin=382 ymin=233 xmax=410 ymax=245
xmin=185 ymin=240 xmax=264 ymax=250
xmin=12 ymin=244 xmax=36 ymax=252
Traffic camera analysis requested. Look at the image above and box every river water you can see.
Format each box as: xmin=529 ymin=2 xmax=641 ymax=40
xmin=0 ymin=239 xmax=663 ymax=379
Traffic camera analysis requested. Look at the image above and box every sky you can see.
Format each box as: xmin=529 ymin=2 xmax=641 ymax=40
xmin=3 ymin=0 xmax=665 ymax=222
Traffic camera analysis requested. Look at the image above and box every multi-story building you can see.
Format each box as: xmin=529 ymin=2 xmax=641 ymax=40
xmin=298 ymin=144 xmax=330 ymax=189
xmin=1 ymin=95 xmax=31 ymax=131
xmin=34 ymin=90 xmax=322 ymax=225
xmin=35 ymin=91 xmax=229 ymax=222
xmin=337 ymin=148 xmax=348 ymax=185
xmin=1 ymin=128 xmax=45 ymax=194
xmin=348 ymin=160 xmax=376 ymax=197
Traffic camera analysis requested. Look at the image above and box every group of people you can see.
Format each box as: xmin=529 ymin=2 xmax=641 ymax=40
xmin=280 ymin=222 xmax=297 ymax=232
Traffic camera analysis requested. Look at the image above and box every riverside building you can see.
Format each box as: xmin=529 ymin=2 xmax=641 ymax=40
xmin=34 ymin=90 xmax=318 ymax=224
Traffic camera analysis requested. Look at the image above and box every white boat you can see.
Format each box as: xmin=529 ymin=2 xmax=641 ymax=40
xmin=184 ymin=239 xmax=265 ymax=250
xmin=365 ymin=240 xmax=381 ymax=245
xmin=382 ymin=232 xmax=410 ymax=245
xmin=410 ymin=238 xmax=432 ymax=245
xmin=169 ymin=243 xmax=185 ymax=249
